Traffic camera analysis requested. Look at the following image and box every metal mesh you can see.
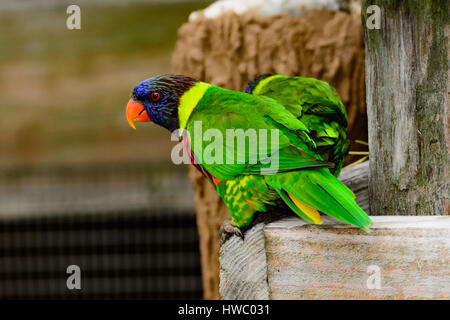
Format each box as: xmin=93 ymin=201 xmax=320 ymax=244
xmin=0 ymin=164 xmax=202 ymax=299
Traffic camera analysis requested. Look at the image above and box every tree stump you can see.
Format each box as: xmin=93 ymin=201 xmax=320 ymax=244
xmin=362 ymin=0 xmax=449 ymax=216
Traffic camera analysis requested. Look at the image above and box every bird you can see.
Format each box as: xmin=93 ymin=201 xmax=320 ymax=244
xmin=125 ymin=74 xmax=372 ymax=238
xmin=245 ymin=74 xmax=350 ymax=176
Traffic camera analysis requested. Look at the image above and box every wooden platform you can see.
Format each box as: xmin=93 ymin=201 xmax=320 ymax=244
xmin=220 ymin=216 xmax=450 ymax=299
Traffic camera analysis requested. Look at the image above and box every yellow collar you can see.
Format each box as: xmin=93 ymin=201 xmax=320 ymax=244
xmin=178 ymin=82 xmax=211 ymax=138
xmin=252 ymin=74 xmax=284 ymax=95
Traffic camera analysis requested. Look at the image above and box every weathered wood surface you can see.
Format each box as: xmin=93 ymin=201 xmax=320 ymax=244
xmin=362 ymin=0 xmax=449 ymax=216
xmin=219 ymin=222 xmax=269 ymax=300
xmin=265 ymin=216 xmax=450 ymax=299
xmin=338 ymin=161 xmax=369 ymax=213
xmin=220 ymin=216 xmax=450 ymax=299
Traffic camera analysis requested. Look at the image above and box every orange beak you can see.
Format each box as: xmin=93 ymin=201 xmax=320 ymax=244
xmin=126 ymin=99 xmax=151 ymax=130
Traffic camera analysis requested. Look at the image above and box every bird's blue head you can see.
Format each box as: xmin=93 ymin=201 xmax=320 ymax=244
xmin=126 ymin=74 xmax=197 ymax=132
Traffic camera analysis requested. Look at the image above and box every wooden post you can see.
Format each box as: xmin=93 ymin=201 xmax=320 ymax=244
xmin=362 ymin=0 xmax=449 ymax=216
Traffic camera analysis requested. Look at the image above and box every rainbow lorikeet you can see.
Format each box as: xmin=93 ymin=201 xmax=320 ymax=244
xmin=125 ymin=74 xmax=371 ymax=237
xmin=246 ymin=74 xmax=350 ymax=176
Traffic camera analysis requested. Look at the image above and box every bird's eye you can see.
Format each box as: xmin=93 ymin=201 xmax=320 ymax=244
xmin=150 ymin=92 xmax=160 ymax=101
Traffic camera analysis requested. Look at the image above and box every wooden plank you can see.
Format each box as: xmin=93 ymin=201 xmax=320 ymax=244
xmin=264 ymin=216 xmax=450 ymax=299
xmin=219 ymin=222 xmax=270 ymax=300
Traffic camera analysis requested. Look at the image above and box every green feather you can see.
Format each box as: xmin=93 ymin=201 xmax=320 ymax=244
xmin=248 ymin=75 xmax=350 ymax=176
xmin=265 ymin=169 xmax=371 ymax=231
xmin=180 ymin=81 xmax=370 ymax=231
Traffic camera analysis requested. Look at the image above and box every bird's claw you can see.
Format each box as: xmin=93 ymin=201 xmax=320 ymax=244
xmin=219 ymin=220 xmax=245 ymax=245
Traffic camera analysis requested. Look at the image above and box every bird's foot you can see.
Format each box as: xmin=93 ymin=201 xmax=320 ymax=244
xmin=219 ymin=220 xmax=245 ymax=245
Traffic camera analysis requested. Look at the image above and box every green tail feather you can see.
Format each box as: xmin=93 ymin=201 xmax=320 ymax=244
xmin=266 ymin=168 xmax=372 ymax=232
xmin=277 ymin=189 xmax=318 ymax=224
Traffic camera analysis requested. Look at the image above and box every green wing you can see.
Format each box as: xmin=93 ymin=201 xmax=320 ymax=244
xmin=185 ymin=86 xmax=331 ymax=181
xmin=246 ymin=74 xmax=350 ymax=176
xmin=186 ymin=85 xmax=371 ymax=231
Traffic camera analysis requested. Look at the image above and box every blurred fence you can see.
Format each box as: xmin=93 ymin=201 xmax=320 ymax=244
xmin=0 ymin=163 xmax=195 ymax=218
xmin=0 ymin=163 xmax=202 ymax=299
